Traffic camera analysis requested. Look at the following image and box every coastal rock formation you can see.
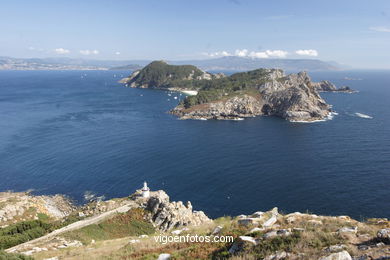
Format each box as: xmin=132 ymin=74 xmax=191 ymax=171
xmin=313 ymin=80 xmax=356 ymax=93
xmin=0 ymin=192 xmax=75 ymax=224
xmin=171 ymin=94 xmax=264 ymax=120
xmin=139 ymin=190 xmax=211 ymax=231
xmin=172 ymin=70 xmax=332 ymax=122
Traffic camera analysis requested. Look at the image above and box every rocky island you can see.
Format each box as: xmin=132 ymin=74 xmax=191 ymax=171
xmin=0 ymin=186 xmax=389 ymax=260
xmin=125 ymin=61 xmax=354 ymax=122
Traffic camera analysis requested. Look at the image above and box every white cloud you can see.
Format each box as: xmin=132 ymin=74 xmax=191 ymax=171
xmin=79 ymin=49 xmax=99 ymax=55
xmin=54 ymin=48 xmax=70 ymax=54
xmin=248 ymin=51 xmax=268 ymax=58
xmin=202 ymin=51 xmax=231 ymax=57
xmin=264 ymin=50 xmax=288 ymax=58
xmin=203 ymin=49 xmax=290 ymax=59
xmin=234 ymin=49 xmax=249 ymax=57
xmin=295 ymin=49 xmax=318 ymax=57
xmin=115 ymin=51 xmax=121 ymax=55
xmin=370 ymin=26 xmax=390 ymax=32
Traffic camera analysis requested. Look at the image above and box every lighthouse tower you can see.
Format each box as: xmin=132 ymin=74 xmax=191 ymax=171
xmin=141 ymin=181 xmax=150 ymax=198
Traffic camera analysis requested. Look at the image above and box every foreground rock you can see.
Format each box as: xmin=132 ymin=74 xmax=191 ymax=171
xmin=135 ymin=190 xmax=211 ymax=231
xmin=319 ymin=250 xmax=352 ymax=260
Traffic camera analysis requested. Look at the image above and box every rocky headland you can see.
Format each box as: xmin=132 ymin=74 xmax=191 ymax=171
xmin=0 ymin=187 xmax=389 ymax=260
xmin=125 ymin=61 xmax=355 ymax=122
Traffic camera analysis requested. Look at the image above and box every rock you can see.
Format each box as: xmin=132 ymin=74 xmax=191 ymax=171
xmin=264 ymin=251 xmax=290 ymax=260
xmin=313 ymin=80 xmax=338 ymax=91
xmin=238 ymin=218 xmax=261 ymax=227
xmin=143 ymin=190 xmax=210 ymax=231
xmin=375 ymin=242 xmax=385 ymax=247
xmin=139 ymin=235 xmax=149 ymax=238
xmin=286 ymin=216 xmax=297 ymax=223
xmin=129 ymin=239 xmax=140 ymax=243
xmin=308 ymin=219 xmax=323 ymax=226
xmin=338 ymin=226 xmax=358 ymax=235
xmin=324 ymin=244 xmax=347 ymax=253
xmin=211 ymin=225 xmax=223 ymax=235
xmin=357 ymin=244 xmax=369 ymax=251
xmin=251 ymin=211 xmax=264 ymax=218
xmin=171 ymin=229 xmax=182 ymax=235
xmin=319 ymin=250 xmax=352 ymax=260
xmin=263 ymin=229 xmax=291 ymax=239
xmin=228 ymin=236 xmax=258 ymax=254
xmin=157 ymin=253 xmax=171 ymax=260
xmin=250 ymin=227 xmax=264 ymax=233
xmin=377 ymin=228 xmax=390 ymax=244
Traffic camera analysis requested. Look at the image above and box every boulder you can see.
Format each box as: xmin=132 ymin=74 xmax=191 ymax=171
xmin=377 ymin=228 xmax=390 ymax=244
xmin=319 ymin=250 xmax=352 ymax=260
xmin=338 ymin=227 xmax=358 ymax=235
xmin=157 ymin=253 xmax=171 ymax=260
xmin=264 ymin=251 xmax=290 ymax=260
xmin=228 ymin=236 xmax=258 ymax=254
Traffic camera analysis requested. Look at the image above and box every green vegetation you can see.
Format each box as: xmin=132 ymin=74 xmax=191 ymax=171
xmin=129 ymin=60 xmax=206 ymax=89
xmin=63 ymin=208 xmax=155 ymax=245
xmin=0 ymin=251 xmax=33 ymax=260
xmin=183 ymin=69 xmax=273 ymax=108
xmin=0 ymin=220 xmax=52 ymax=249
xmin=0 ymin=214 xmax=84 ymax=249
xmin=252 ymin=231 xmax=302 ymax=258
xmin=128 ymin=61 xmax=282 ymax=108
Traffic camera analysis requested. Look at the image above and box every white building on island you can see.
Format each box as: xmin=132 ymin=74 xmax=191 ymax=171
xmin=141 ymin=181 xmax=150 ymax=198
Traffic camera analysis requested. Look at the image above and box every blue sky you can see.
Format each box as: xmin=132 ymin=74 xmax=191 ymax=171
xmin=1 ymin=0 xmax=389 ymax=68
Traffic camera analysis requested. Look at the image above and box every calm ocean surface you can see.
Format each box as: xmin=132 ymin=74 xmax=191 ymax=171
xmin=0 ymin=70 xmax=389 ymax=219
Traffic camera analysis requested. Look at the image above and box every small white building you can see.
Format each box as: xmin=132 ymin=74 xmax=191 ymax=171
xmin=141 ymin=181 xmax=150 ymax=198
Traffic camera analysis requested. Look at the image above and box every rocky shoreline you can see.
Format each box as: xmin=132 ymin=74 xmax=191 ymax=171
xmin=0 ymin=188 xmax=388 ymax=259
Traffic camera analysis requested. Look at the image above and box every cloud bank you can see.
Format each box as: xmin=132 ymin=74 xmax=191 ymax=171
xmin=295 ymin=49 xmax=318 ymax=57
xmin=203 ymin=49 xmax=313 ymax=58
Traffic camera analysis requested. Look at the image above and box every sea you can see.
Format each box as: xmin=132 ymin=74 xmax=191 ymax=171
xmin=0 ymin=70 xmax=389 ymax=219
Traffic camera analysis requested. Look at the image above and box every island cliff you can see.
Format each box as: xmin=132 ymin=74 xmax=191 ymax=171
xmin=125 ymin=61 xmax=354 ymax=122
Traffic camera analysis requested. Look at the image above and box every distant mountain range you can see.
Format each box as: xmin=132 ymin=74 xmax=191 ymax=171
xmin=0 ymin=56 xmax=343 ymax=72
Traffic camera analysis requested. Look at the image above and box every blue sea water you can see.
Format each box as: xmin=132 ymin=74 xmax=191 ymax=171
xmin=0 ymin=70 xmax=389 ymax=219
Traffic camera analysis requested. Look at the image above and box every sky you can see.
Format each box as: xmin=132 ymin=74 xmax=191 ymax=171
xmin=0 ymin=0 xmax=390 ymax=68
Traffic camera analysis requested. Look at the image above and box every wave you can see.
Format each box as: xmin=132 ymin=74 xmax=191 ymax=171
xmin=291 ymin=112 xmax=337 ymax=123
xmin=355 ymin=112 xmax=373 ymax=119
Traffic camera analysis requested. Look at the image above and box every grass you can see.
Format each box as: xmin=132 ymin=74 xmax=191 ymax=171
xmin=62 ymin=208 xmax=155 ymax=245
xmin=0 ymin=251 xmax=33 ymax=260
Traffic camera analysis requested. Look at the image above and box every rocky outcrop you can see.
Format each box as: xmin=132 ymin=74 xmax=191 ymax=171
xmin=139 ymin=190 xmax=211 ymax=231
xmin=0 ymin=192 xmax=75 ymax=224
xmin=171 ymin=94 xmax=264 ymax=120
xmin=172 ymin=70 xmax=332 ymax=122
xmin=319 ymin=250 xmax=352 ymax=260
xmin=313 ymin=80 xmax=356 ymax=93
xmin=377 ymin=228 xmax=390 ymax=244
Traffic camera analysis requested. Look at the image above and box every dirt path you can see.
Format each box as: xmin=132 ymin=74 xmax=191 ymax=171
xmin=6 ymin=202 xmax=136 ymax=253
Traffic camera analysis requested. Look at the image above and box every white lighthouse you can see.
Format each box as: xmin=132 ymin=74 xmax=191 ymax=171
xmin=141 ymin=181 xmax=150 ymax=198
